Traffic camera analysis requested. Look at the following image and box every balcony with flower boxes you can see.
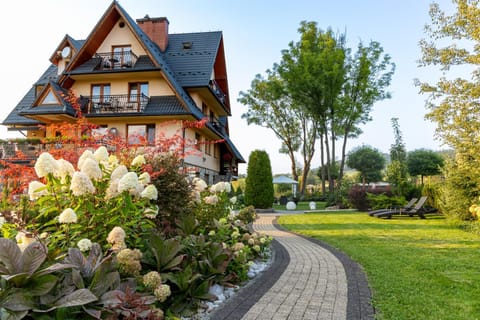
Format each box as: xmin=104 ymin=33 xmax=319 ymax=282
xmin=81 ymin=94 xmax=150 ymax=114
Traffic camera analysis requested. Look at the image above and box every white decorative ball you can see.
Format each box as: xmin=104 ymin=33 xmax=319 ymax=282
xmin=309 ymin=201 xmax=316 ymax=210
xmin=286 ymin=201 xmax=296 ymax=210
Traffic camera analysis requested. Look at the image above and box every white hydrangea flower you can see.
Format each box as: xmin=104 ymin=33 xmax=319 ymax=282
xmin=141 ymin=184 xmax=158 ymax=200
xmin=58 ymin=208 xmax=78 ymax=224
xmin=106 ymin=180 xmax=120 ymax=199
xmin=210 ymin=181 xmax=231 ymax=193
xmin=28 ymin=181 xmax=48 ymax=200
xmin=118 ymin=172 xmax=139 ymax=193
xmin=77 ymin=238 xmax=93 ymax=252
xmin=34 ymin=152 xmax=59 ymax=178
xmin=144 ymin=206 xmax=159 ymax=219
xmin=131 ymin=154 xmax=146 ymax=167
xmin=70 ymin=172 xmax=95 ymax=196
xmin=204 ymin=195 xmax=219 ymax=205
xmin=154 ymin=284 xmax=171 ymax=302
xmin=108 ymin=154 xmax=119 ymax=167
xmin=0 ymin=216 xmax=5 ymax=228
xmin=138 ymin=172 xmax=151 ymax=185
xmin=93 ymin=146 xmax=109 ymax=163
xmin=107 ymin=226 xmax=126 ymax=251
xmin=80 ymin=158 xmax=103 ymax=180
xmin=131 ymin=182 xmax=144 ymax=198
xmin=77 ymin=150 xmax=95 ymax=170
xmin=230 ymin=196 xmax=237 ymax=204
xmin=111 ymin=165 xmax=128 ymax=182
xmin=191 ymin=190 xmax=201 ymax=203
xmin=143 ymin=271 xmax=162 ymax=289
xmin=192 ymin=177 xmax=207 ymax=192
xmin=55 ymin=159 xmax=75 ymax=182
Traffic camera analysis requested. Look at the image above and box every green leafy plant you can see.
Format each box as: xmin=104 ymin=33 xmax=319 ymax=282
xmin=0 ymin=238 xmax=96 ymax=319
xmin=145 ymin=233 xmax=184 ymax=274
xmin=162 ymin=265 xmax=214 ymax=316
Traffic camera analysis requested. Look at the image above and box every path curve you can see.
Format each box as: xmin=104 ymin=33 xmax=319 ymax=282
xmin=211 ymin=214 xmax=374 ymax=320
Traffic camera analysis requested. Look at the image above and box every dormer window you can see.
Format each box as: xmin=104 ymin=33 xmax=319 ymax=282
xmin=40 ymin=90 xmax=59 ymax=105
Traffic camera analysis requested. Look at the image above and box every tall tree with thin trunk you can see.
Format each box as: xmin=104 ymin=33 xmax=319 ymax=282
xmin=337 ymin=41 xmax=395 ymax=184
xmin=239 ymin=69 xmax=301 ymax=181
xmin=277 ymin=21 xmax=346 ymax=194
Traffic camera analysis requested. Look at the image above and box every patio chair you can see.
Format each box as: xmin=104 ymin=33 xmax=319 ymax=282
xmin=368 ymin=197 xmax=418 ymax=216
xmin=375 ymin=196 xmax=428 ymax=219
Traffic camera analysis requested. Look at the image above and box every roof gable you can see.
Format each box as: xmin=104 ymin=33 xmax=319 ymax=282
xmin=59 ymin=1 xmax=204 ymax=121
xmin=19 ymin=81 xmax=77 ymax=118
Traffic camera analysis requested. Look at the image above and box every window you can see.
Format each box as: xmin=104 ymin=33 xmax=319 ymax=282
xmin=194 ymin=133 xmax=202 ymax=151
xmin=92 ymin=125 xmax=108 ymax=138
xmin=129 ymin=82 xmax=148 ymax=111
xmin=127 ymin=124 xmax=155 ymax=145
xmin=202 ymin=103 xmax=208 ymax=116
xmin=112 ymin=45 xmax=132 ymax=68
xmin=91 ymin=84 xmax=110 ymax=102
xmin=40 ymin=90 xmax=58 ymax=105
xmin=205 ymin=139 xmax=211 ymax=155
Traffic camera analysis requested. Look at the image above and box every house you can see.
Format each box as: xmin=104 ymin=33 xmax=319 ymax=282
xmin=1 ymin=1 xmax=244 ymax=183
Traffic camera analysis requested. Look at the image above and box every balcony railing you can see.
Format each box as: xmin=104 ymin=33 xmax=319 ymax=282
xmin=83 ymin=94 xmax=150 ymax=114
xmin=94 ymin=51 xmax=138 ymax=71
xmin=209 ymin=80 xmax=228 ymax=107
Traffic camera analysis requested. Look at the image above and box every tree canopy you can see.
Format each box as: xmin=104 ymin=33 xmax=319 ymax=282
xmin=416 ymin=0 xmax=480 ymax=218
xmin=407 ymin=149 xmax=444 ymax=184
xmin=346 ymin=145 xmax=386 ymax=185
xmin=240 ymin=20 xmax=394 ymax=198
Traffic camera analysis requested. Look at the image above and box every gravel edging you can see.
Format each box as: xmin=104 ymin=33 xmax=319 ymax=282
xmin=209 ymin=238 xmax=290 ymax=320
xmin=272 ymin=218 xmax=375 ymax=320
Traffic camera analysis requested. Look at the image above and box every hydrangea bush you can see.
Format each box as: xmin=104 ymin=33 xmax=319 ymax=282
xmin=8 ymin=147 xmax=159 ymax=253
xmin=0 ymin=146 xmax=272 ymax=319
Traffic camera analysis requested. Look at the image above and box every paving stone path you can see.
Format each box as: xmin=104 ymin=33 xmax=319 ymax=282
xmin=211 ymin=214 xmax=374 ymax=320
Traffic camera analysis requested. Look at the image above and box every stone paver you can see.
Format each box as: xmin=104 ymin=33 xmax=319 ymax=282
xmin=243 ymin=215 xmax=348 ymax=320
xmin=211 ymin=213 xmax=374 ymax=320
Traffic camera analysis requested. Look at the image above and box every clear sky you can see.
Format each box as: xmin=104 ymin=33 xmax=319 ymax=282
xmin=0 ymin=0 xmax=453 ymax=175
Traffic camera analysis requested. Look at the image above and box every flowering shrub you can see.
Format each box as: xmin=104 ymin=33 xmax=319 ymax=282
xmin=192 ymin=180 xmax=236 ymax=226
xmin=2 ymin=146 xmax=158 ymax=252
xmin=0 ymin=143 xmax=273 ymax=318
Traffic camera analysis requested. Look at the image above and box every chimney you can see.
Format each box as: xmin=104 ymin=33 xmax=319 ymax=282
xmin=136 ymin=15 xmax=169 ymax=52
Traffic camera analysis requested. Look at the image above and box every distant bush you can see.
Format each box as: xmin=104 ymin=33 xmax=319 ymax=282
xmin=367 ymin=192 xmax=405 ymax=210
xmin=348 ymin=185 xmax=394 ymax=211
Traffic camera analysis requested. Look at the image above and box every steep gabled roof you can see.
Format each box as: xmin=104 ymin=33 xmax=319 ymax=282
xmin=114 ymin=2 xmax=205 ymax=121
xmin=61 ymin=1 xmax=205 ymax=122
xmin=164 ymin=32 xmax=222 ymax=87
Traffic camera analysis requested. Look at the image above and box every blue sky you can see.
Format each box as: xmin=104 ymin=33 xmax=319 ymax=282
xmin=0 ymin=0 xmax=454 ymax=174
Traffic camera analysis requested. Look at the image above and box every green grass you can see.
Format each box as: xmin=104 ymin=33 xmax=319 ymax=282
xmin=278 ymin=212 xmax=480 ymax=320
xmin=272 ymin=201 xmax=327 ymax=211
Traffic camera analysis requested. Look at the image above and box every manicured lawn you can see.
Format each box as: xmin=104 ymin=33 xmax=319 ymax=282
xmin=278 ymin=212 xmax=480 ymax=320
xmin=272 ymin=201 xmax=327 ymax=211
